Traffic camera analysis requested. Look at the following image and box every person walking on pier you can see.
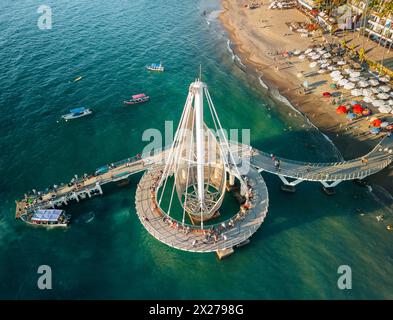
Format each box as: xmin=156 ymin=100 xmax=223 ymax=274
xmin=274 ymin=159 xmax=281 ymax=172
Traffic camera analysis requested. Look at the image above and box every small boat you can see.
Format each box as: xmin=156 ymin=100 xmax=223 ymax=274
xmin=73 ymin=76 xmax=83 ymax=82
xmin=62 ymin=107 xmax=93 ymax=120
xmin=124 ymin=93 xmax=150 ymax=105
xmin=387 ymin=225 xmax=393 ymax=231
xmin=146 ymin=62 xmax=164 ymax=72
xmin=376 ymin=214 xmax=384 ymax=222
xmin=20 ymin=209 xmax=71 ymax=227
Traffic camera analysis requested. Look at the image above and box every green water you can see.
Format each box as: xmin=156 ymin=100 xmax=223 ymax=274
xmin=0 ymin=0 xmax=392 ymax=299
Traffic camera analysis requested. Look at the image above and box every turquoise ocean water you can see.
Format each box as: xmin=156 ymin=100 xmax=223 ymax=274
xmin=0 ymin=0 xmax=392 ymax=299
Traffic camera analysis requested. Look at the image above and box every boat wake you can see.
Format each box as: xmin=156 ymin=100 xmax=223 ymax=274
xmin=75 ymin=211 xmax=95 ymax=224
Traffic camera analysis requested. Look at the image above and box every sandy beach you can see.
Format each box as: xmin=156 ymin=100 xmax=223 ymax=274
xmin=220 ymin=0 xmax=393 ymax=197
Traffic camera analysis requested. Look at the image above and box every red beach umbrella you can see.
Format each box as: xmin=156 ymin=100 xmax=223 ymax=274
xmin=336 ymin=105 xmax=347 ymax=114
xmin=352 ymin=104 xmax=364 ymax=115
xmin=372 ymin=119 xmax=382 ymax=127
xmin=322 ymin=92 xmax=331 ymax=97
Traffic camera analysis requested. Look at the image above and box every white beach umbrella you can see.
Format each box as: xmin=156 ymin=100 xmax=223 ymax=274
xmin=338 ymin=79 xmax=349 ymax=86
xmin=322 ymin=53 xmax=331 ymax=58
xmin=379 ymin=85 xmax=391 ymax=93
xmin=298 ymin=54 xmax=306 ymax=60
xmin=351 ymin=89 xmax=363 ymax=96
xmin=311 ymin=54 xmax=321 ymax=60
xmin=371 ymin=87 xmax=380 ymax=94
xmin=327 ymin=66 xmax=337 ymax=71
xmin=349 ymin=77 xmax=360 ymax=83
xmin=309 ymin=62 xmax=318 ymax=68
xmin=358 ymin=80 xmax=369 ymax=88
xmin=305 ymin=48 xmax=313 ymax=54
xmin=362 ymin=88 xmax=373 ymax=97
xmin=344 ymin=83 xmax=355 ymax=90
xmin=373 ymin=100 xmax=385 ymax=107
xmin=330 ymin=70 xmax=341 ymax=77
xmin=369 ymin=79 xmax=379 ymax=86
xmin=293 ymin=49 xmax=301 ymax=55
xmin=344 ymin=68 xmax=354 ymax=74
xmin=363 ymin=96 xmax=373 ymax=103
xmin=379 ymin=76 xmax=390 ymax=83
xmin=337 ymin=60 xmax=346 ymax=66
xmin=377 ymin=92 xmax=390 ymax=100
xmin=321 ymin=63 xmax=329 ymax=69
xmin=388 ymin=99 xmax=393 ymax=106
xmin=349 ymin=71 xmax=361 ymax=78
xmin=379 ymin=106 xmax=391 ymax=113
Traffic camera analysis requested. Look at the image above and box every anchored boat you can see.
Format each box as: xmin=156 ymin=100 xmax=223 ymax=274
xmin=124 ymin=93 xmax=150 ymax=105
xmin=20 ymin=209 xmax=70 ymax=227
xmin=146 ymin=62 xmax=164 ymax=72
xmin=62 ymin=107 xmax=93 ymax=120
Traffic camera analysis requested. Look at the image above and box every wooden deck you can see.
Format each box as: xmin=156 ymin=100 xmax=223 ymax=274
xmin=135 ymin=165 xmax=269 ymax=253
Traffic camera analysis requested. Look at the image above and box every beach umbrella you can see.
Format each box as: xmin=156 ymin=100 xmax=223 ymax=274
xmin=320 ymin=63 xmax=329 ymax=68
xmin=388 ymin=99 xmax=393 ymax=106
xmin=352 ymin=104 xmax=364 ymax=114
xmin=323 ymin=53 xmax=331 ymax=58
xmin=344 ymin=68 xmax=353 ymax=74
xmin=344 ymin=83 xmax=355 ymax=90
xmin=378 ymin=106 xmax=390 ymax=114
xmin=372 ymin=119 xmax=382 ymax=127
xmin=350 ymin=71 xmax=361 ymax=78
xmin=369 ymin=79 xmax=379 ymax=86
xmin=338 ymin=79 xmax=349 ymax=86
xmin=363 ymin=96 xmax=373 ymax=103
xmin=352 ymin=63 xmax=362 ymax=70
xmin=372 ymin=99 xmax=385 ymax=107
xmin=370 ymin=127 xmax=381 ymax=134
xmin=305 ymin=48 xmax=313 ymax=54
xmin=311 ymin=54 xmax=321 ymax=60
xmin=327 ymin=66 xmax=337 ymax=71
xmin=362 ymin=88 xmax=373 ymax=96
xmin=371 ymin=87 xmax=380 ymax=94
xmin=330 ymin=70 xmax=341 ymax=77
xmin=309 ymin=62 xmax=318 ymax=68
xmin=362 ymin=108 xmax=372 ymax=116
xmin=297 ymin=72 xmax=304 ymax=78
xmin=358 ymin=81 xmax=369 ymax=88
xmin=329 ymin=83 xmax=337 ymax=89
xmin=349 ymin=77 xmax=360 ymax=83
xmin=299 ymin=54 xmax=306 ymax=60
xmin=346 ymin=112 xmax=356 ymax=119
xmin=322 ymin=92 xmax=331 ymax=97
xmin=318 ymin=69 xmax=327 ymax=74
xmin=379 ymin=85 xmax=391 ymax=93
xmin=381 ymin=121 xmax=389 ymax=128
xmin=379 ymin=76 xmax=390 ymax=83
xmin=337 ymin=60 xmax=346 ymax=66
xmin=336 ymin=105 xmax=347 ymax=114
xmin=377 ymin=93 xmax=389 ymax=100
xmin=293 ymin=49 xmax=301 ymax=55
xmin=351 ymin=89 xmax=362 ymax=96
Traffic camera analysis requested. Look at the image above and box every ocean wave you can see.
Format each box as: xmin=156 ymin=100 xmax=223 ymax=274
xmin=226 ymin=39 xmax=235 ymax=60
xmin=258 ymin=76 xmax=269 ymax=90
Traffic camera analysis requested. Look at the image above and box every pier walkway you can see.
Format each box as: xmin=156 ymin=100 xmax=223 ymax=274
xmin=15 ymin=137 xmax=393 ymax=218
xmin=249 ymin=136 xmax=393 ymax=188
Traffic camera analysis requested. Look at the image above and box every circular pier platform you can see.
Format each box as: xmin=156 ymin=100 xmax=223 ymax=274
xmin=135 ymin=165 xmax=269 ymax=253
